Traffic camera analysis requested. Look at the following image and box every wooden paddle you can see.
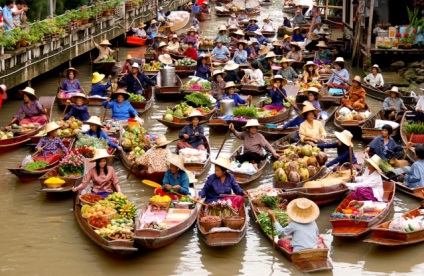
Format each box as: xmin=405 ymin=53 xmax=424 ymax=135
xmin=216 ymin=129 xmax=231 ymax=158
xmin=62 ymin=103 xmax=69 ymax=117
xmin=349 ymin=145 xmax=354 ymax=181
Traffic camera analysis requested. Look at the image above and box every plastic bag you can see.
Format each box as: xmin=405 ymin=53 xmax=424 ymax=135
xmin=22 ymin=155 xmax=34 ymax=167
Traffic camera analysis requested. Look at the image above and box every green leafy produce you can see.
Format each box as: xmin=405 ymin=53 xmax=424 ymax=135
xmin=404 ymin=122 xmax=424 ymax=134
xmin=24 ymin=161 xmax=49 ymax=171
xmin=200 ymin=81 xmax=211 ymax=90
xmin=99 ymin=56 xmax=115 ymax=62
xmin=178 ymin=196 xmax=192 ymax=203
xmin=75 ymin=133 xmax=109 ymax=149
xmin=379 ymin=159 xmax=394 ymax=173
xmin=256 ymin=210 xmax=290 ymax=236
xmin=260 ymin=195 xmax=278 ymax=209
xmin=233 ymin=106 xmax=258 ymax=118
xmin=184 ymin=92 xmax=213 ymax=107
xmin=128 ymin=94 xmax=145 ymax=102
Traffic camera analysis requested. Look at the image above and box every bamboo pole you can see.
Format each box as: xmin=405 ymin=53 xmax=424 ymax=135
xmin=366 ymin=0 xmax=375 ymax=68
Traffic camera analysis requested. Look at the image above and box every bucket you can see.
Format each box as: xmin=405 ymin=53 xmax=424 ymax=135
xmin=220 ymin=99 xmax=234 ymax=116
xmin=160 ymin=67 xmax=176 ymax=87
xmin=384 ymin=37 xmax=391 ymax=47
xmin=376 ymin=37 xmax=383 ymax=48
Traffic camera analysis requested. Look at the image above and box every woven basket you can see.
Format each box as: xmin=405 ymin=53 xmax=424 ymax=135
xmin=223 ymin=216 xmax=245 ymax=230
xmin=150 ymin=200 xmax=171 ymax=212
xmin=200 ymin=218 xmax=222 ymax=232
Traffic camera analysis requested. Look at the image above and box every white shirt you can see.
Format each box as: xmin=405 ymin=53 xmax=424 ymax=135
xmin=262 ymin=22 xmax=274 ymax=32
xmin=244 ymin=69 xmax=264 ymax=86
xmin=131 ymin=27 xmax=147 ymax=38
xmin=228 ymin=18 xmax=238 ymax=26
xmin=364 ymin=73 xmax=384 ymax=87
xmin=167 ymin=41 xmax=180 ymax=52
xmin=416 ymin=96 xmax=424 ymax=111
xmin=11 ymin=4 xmax=23 ymax=22
xmin=346 ymin=168 xmax=383 ymax=201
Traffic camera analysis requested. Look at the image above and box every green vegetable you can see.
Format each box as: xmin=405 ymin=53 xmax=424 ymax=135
xmin=24 ymin=161 xmax=49 ymax=171
xmin=184 ymin=93 xmax=213 ymax=107
xmin=256 ymin=210 xmax=290 ymax=236
xmin=178 ymin=196 xmax=192 ymax=203
xmin=260 ymin=195 xmax=278 ymax=209
xmin=75 ymin=133 xmax=109 ymax=149
xmin=128 ymin=94 xmax=145 ymax=102
xmin=233 ymin=106 xmax=258 ymax=118
xmin=404 ymin=122 xmax=424 ymax=134
xmin=379 ymin=159 xmax=394 ymax=173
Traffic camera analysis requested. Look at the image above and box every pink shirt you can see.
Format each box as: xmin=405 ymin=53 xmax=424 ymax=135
xmin=76 ymin=166 xmax=120 ymax=193
xmin=232 ymin=130 xmax=276 ymax=156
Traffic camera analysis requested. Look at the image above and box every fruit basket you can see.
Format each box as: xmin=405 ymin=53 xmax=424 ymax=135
xmin=79 ymin=194 xmax=104 ymax=205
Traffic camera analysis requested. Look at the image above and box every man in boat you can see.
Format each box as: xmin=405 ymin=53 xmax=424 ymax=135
xmin=211 ymin=41 xmax=230 ymax=63
xmin=262 ymin=18 xmax=274 ymax=32
xmin=92 ymin=39 xmax=118 ymax=63
xmin=292 ymin=9 xmax=308 ymax=25
xmin=402 ymin=145 xmax=424 ymax=188
xmin=383 ymin=86 xmax=407 ymax=123
xmin=157 ymin=6 xmax=167 ymax=21
xmin=341 ymin=76 xmax=366 ymax=111
xmin=244 ymin=18 xmax=260 ymax=32
xmin=365 ymin=124 xmax=404 ymax=161
xmin=229 ymin=119 xmax=280 ymax=170
xmin=268 ymin=198 xmax=320 ymax=252
xmin=118 ymin=63 xmax=160 ymax=95
xmin=147 ymin=19 xmax=159 ymax=39
xmin=130 ymin=22 xmax=147 ymax=38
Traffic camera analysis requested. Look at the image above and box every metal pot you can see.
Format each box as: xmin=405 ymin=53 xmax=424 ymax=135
xmin=220 ymin=99 xmax=234 ymax=116
xmin=160 ymin=66 xmax=176 ymax=87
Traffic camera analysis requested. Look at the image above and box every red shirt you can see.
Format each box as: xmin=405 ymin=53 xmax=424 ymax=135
xmin=184 ymin=47 xmax=198 ymax=60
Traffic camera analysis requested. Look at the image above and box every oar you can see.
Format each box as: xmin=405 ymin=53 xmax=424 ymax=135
xmin=32 ymin=141 xmax=54 ymax=157
xmin=269 ymin=213 xmax=276 ymax=249
xmin=216 ymin=129 xmax=231 ymax=158
xmin=62 ymin=102 xmax=69 ymax=117
xmin=349 ymin=145 xmax=354 ymax=181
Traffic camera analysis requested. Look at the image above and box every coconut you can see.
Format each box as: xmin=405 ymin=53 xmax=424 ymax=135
xmin=288 ymin=171 xmax=301 ymax=182
xmin=164 ymin=113 xmax=173 ymax=122
xmin=308 ymin=165 xmax=318 ymax=177
xmin=307 ymin=155 xmax=318 ymax=167
xmin=288 ymin=161 xmax=299 ymax=172
xmin=316 ymin=152 xmax=328 ymax=166
xmin=299 ymin=167 xmax=310 ymax=181
xmin=301 ymin=144 xmax=313 ymax=157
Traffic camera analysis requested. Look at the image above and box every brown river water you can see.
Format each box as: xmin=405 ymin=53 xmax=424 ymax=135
xmin=1 ymin=4 xmax=423 ymax=275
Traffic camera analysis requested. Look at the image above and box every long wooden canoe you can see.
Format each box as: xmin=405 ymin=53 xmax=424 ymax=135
xmin=156 ymin=109 xmax=216 ymax=130
xmin=279 ymin=183 xmax=349 ymax=206
xmin=8 ymin=138 xmax=75 ymax=182
xmin=319 ymin=86 xmax=344 ymax=106
xmin=364 ymin=207 xmax=424 ymax=246
xmin=92 ymin=60 xmax=121 ymax=76
xmin=364 ymin=84 xmax=417 ymax=108
xmin=245 ymin=30 xmax=276 ymax=37
xmin=229 ymin=145 xmax=268 ymax=186
xmin=74 ymin=196 xmax=138 ymax=255
xmin=255 ymin=102 xmax=293 ymax=124
xmin=176 ymin=136 xmax=211 ymax=177
xmin=0 ymin=125 xmax=42 ymax=155
xmin=260 ymin=1 xmax=274 ymax=6
xmin=400 ymin=111 xmax=417 ymax=163
xmin=207 ymin=117 xmax=230 ymax=133
xmin=273 ymin=166 xmax=328 ymax=189
xmin=395 ymin=182 xmax=424 ymax=200
xmin=330 ymin=181 xmax=395 ymax=239
xmin=194 ymin=12 xmax=211 ymax=22
xmin=333 ymin=105 xmax=372 ymax=135
xmin=129 ymin=86 xmax=153 ymax=115
xmin=361 ymin=109 xmax=398 ymax=142
xmin=257 ymin=126 xmax=296 ymax=140
xmin=154 ymin=72 xmax=183 ymax=100
xmin=249 ymin=198 xmax=333 ymax=272
xmin=240 ymin=84 xmax=267 ymax=95
xmin=197 ymin=204 xmax=247 ymax=247
xmin=38 ymin=165 xmax=83 ymax=193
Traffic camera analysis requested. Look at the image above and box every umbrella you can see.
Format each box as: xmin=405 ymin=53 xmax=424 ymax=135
xmin=232 ymin=0 xmax=260 ymax=9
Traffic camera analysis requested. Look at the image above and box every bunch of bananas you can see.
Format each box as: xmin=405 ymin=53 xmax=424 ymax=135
xmin=119 ymin=202 xmax=137 ymax=220
xmin=97 ymin=199 xmax=116 ymax=209
xmin=143 ymin=61 xmax=163 ymax=71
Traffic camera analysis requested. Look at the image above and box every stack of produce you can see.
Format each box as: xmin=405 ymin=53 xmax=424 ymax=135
xmin=182 ymin=78 xmax=212 ymax=92
xmin=163 ymin=102 xmax=211 ymax=122
xmin=0 ymin=130 xmax=14 ymax=140
xmin=337 ymin=107 xmax=371 ymax=121
xmin=128 ymin=94 xmax=145 ymax=102
xmin=58 ymin=150 xmax=84 ymax=177
xmin=55 ymin=117 xmax=83 ymax=137
xmin=272 ymin=144 xmax=327 ymax=183
xmin=205 ymin=199 xmax=238 ymax=219
xmin=179 ymin=148 xmax=207 ymax=163
xmin=99 ymin=57 xmax=115 ymax=62
xmin=299 ymin=80 xmax=323 ymax=92
xmin=174 ymin=58 xmax=196 ymax=66
xmin=379 ymin=159 xmax=394 ymax=173
xmin=80 ymin=194 xmax=104 ymax=204
xmin=75 ymin=133 xmax=109 ymax=151
xmin=9 ymin=123 xmax=39 ymax=133
xmin=256 ymin=211 xmax=290 ymax=237
xmin=121 ymin=125 xmax=148 ymax=151
xmin=331 ymin=201 xmax=387 ymax=220
xmin=81 ymin=203 xmax=116 ymax=219
xmin=233 ymin=106 xmax=258 ymax=118
xmin=230 ymin=160 xmax=257 ymax=175
xmin=107 ymin=192 xmax=137 ymax=220
xmin=24 ymin=160 xmax=49 ymax=171
xmin=198 ymin=37 xmax=214 ymax=47
xmin=143 ymin=61 xmax=162 ymax=71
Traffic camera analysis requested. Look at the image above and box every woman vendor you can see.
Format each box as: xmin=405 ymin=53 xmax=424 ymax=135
xmin=265 ymin=75 xmax=293 ymax=111
xmin=302 ymin=61 xmax=320 ymax=84
xmin=314 ymin=41 xmax=332 ymax=65
xmin=364 ymin=64 xmax=385 ymax=90
xmin=224 ymin=61 xmax=241 ymax=84
xmin=177 ymin=110 xmax=206 ymax=151
xmin=244 ymin=18 xmax=260 ymax=32
xmin=343 ymin=155 xmax=383 ymax=201
xmin=326 ymin=57 xmax=349 ymax=90
xmin=102 ymin=89 xmax=139 ymax=121
xmin=35 ymin=122 xmax=68 ymax=156
xmin=72 ymin=149 xmax=120 ymax=197
xmin=59 ymin=67 xmax=83 ymax=94
xmin=241 ymin=61 xmax=264 ymax=86
xmin=286 ymin=42 xmax=303 ymax=62
xmin=167 ymin=34 xmax=180 ymax=52
xmin=211 ymin=70 xmax=227 ymax=101
xmin=291 ymin=27 xmax=304 ymax=42
xmin=268 ymin=198 xmax=320 ymax=252
xmin=260 ymin=52 xmax=276 ymax=75
xmin=154 ymin=42 xmax=168 ymax=61
xmin=245 ymin=41 xmax=257 ymax=60
xmin=233 ymin=41 xmax=248 ymax=64
xmin=9 ymin=87 xmax=48 ymax=126
xmin=184 ymin=42 xmax=198 ymax=60
xmin=227 ymin=13 xmax=238 ymax=27
xmin=196 ymin=54 xmax=212 ymax=80
xmin=342 ymin=76 xmax=366 ymax=110
xmin=215 ymin=25 xmax=231 ymax=43
xmin=84 ymin=116 xmax=122 ymax=150
xmin=135 ymin=135 xmax=172 ymax=174
xmin=217 ymin=81 xmax=252 ymax=109
xmin=383 ymin=86 xmax=407 ymax=122
xmin=91 ymin=72 xmax=111 ymax=97
xmin=92 ymin=39 xmax=118 ymax=63
xmin=198 ymin=156 xmax=247 ymax=207
xmin=272 ymin=40 xmax=284 ymax=56
xmin=183 ymin=27 xmax=198 ymax=48
xmin=121 ymin=54 xmax=133 ymax=75
xmin=303 ymin=87 xmax=322 ymax=119
xmin=403 ymin=145 xmax=424 ymax=188
xmin=277 ymin=58 xmax=298 ymax=82
xmin=232 ymin=29 xmax=245 ymax=45
xmin=282 ymin=35 xmax=291 ymax=53
xmin=298 ymin=105 xmax=326 ymax=144
xmin=262 ymin=18 xmax=274 ymax=32
xmin=229 ymin=119 xmax=280 ymax=169
xmin=63 ymin=93 xmax=90 ymax=122
xmin=364 ymin=124 xmax=404 ymax=161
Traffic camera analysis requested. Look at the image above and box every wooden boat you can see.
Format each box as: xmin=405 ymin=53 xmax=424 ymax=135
xmin=363 ymin=84 xmax=417 ymax=108
xmin=256 ymin=103 xmax=293 ymax=125
xmin=197 ymin=204 xmax=247 ymax=247
xmin=194 ymin=12 xmax=211 ymax=22
xmin=361 ymin=109 xmax=398 ymax=142
xmin=400 ymin=111 xmax=417 ymax=163
xmin=249 ymin=198 xmax=333 ymax=272
xmin=74 ymin=196 xmax=138 ymax=255
xmin=246 ymin=30 xmax=276 ymax=37
xmin=176 ymin=136 xmax=211 ymax=176
xmin=0 ymin=124 xmax=43 ymax=155
xmin=206 ymin=117 xmax=229 ymax=133
xmin=92 ymin=60 xmax=121 ymax=76
xmin=257 ymin=126 xmax=296 ymax=140
xmin=280 ymin=184 xmax=349 ymax=206
xmin=216 ymin=9 xmax=260 ymax=17
xmin=240 ymin=84 xmax=267 ymax=95
xmin=282 ymin=5 xmax=298 ymax=14
xmin=364 ymin=207 xmax=424 ymax=246
xmin=129 ymin=86 xmax=153 ymax=115
xmin=156 ymin=109 xmax=216 ymax=130
xmin=126 ymin=36 xmax=147 ymax=46
xmin=395 ymin=182 xmax=424 ymax=200
xmin=273 ymin=166 xmax=328 ymax=189
xmin=154 ymin=72 xmax=183 ymax=100
xmin=38 ymin=165 xmax=83 ymax=193
xmin=229 ymin=145 xmax=268 ymax=186
xmin=174 ymin=65 xmax=196 ymax=78
xmin=8 ymin=138 xmax=75 ymax=182
xmin=319 ymin=86 xmax=344 ymax=106
xmin=333 ymin=105 xmax=372 ymax=135
xmin=277 ymin=26 xmax=294 ymax=36
xmin=330 ymin=181 xmax=395 ymax=239
xmin=260 ymin=0 xmax=274 ymax=6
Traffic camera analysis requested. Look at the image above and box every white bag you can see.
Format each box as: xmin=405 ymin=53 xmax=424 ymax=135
xmin=22 ymin=155 xmax=34 ymax=167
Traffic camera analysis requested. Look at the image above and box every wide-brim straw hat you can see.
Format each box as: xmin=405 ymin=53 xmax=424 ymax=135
xmin=258 ymin=45 xmax=271 ymax=55
xmin=112 ymin=89 xmax=131 ymax=100
xmin=289 ymin=42 xmax=301 ymax=51
xmin=234 ymin=29 xmax=245 ymax=36
xmin=169 ymin=154 xmax=186 ymax=171
xmin=138 ymin=22 xmax=146 ymax=28
xmin=364 ymin=154 xmax=382 ymax=174
xmin=316 ymin=41 xmax=328 ymax=48
xmin=19 ymin=87 xmax=38 ymax=100
xmin=280 ymin=57 xmax=292 ymax=65
xmin=85 ymin=116 xmax=103 ymax=127
xmin=187 ymin=171 xmax=198 ymax=184
xmin=334 ymin=130 xmax=353 ymax=147
xmin=332 ymin=57 xmax=345 ymax=65
xmin=224 ymin=60 xmax=239 ymax=71
xmin=90 ymin=148 xmax=115 ymax=163
xmin=63 ymin=67 xmax=79 ymax=77
xmin=299 ymin=105 xmax=320 ymax=118
xmin=303 ymin=61 xmax=318 ymax=71
xmin=70 ymin=93 xmax=89 ymax=105
xmin=286 ymin=198 xmax=319 ymax=224
xmin=244 ymin=119 xmax=260 ymax=128
xmin=99 ymin=39 xmax=112 ymax=46
xmin=186 ymin=110 xmax=206 ymax=121
xmin=44 ymin=121 xmax=61 ymax=134
xmin=230 ymin=13 xmax=236 ymax=17
xmin=218 ymin=25 xmax=227 ymax=31
xmin=293 ymin=26 xmax=300 ymax=31
xmin=210 ymin=69 xmax=227 ymax=80
xmin=155 ymin=135 xmax=173 ymax=147
xmin=283 ymin=34 xmax=290 ymax=41
xmin=158 ymin=41 xmax=168 ymax=48
xmin=352 ymin=75 xmax=362 ymax=84
xmin=372 ymin=64 xmax=381 ymax=72
xmin=253 ymin=30 xmax=262 ymax=36
xmin=265 ymin=52 xmax=276 ymax=59
xmin=269 ymin=75 xmax=287 ymax=86
xmin=151 ymin=19 xmax=157 ymax=25
xmin=187 ymin=27 xmax=197 ymax=34
xmin=225 ymin=81 xmax=237 ymax=90
xmin=272 ymin=40 xmax=283 ymax=46
xmin=159 ymin=54 xmax=173 ymax=65
xmin=203 ymin=1 xmax=209 ymax=5
xmin=92 ymin=72 xmax=105 ymax=84
xmin=211 ymin=156 xmax=232 ymax=171
xmin=126 ymin=54 xmax=132 ymax=60
xmin=249 ymin=18 xmax=258 ymax=23
xmin=385 ymin=86 xmax=401 ymax=95
xmin=304 ymin=86 xmax=322 ymax=99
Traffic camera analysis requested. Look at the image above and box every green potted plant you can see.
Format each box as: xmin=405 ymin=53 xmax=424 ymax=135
xmin=0 ymin=30 xmax=20 ymax=51
xmin=404 ymin=122 xmax=424 ymax=143
xmin=78 ymin=8 xmax=92 ymax=25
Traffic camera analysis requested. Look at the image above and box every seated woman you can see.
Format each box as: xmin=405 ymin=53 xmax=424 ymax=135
xmin=233 ymin=41 xmax=248 ymax=64
xmin=244 ymin=18 xmax=260 ymax=32
xmin=93 ymin=39 xmax=118 ymax=63
xmin=135 ymin=135 xmax=172 ymax=173
xmin=183 ymin=42 xmax=198 ymax=60
xmin=215 ymin=25 xmax=231 ymax=43
xmin=232 ymin=29 xmax=245 ymax=45
xmin=211 ymin=69 xmax=227 ymax=101
xmin=302 ymin=61 xmax=320 ymax=84
xmin=84 ymin=116 xmax=122 ymax=150
xmin=286 ymin=42 xmax=303 ymax=62
xmin=364 ymin=64 xmax=385 ymax=90
xmin=262 ymin=18 xmax=274 ymax=31
xmin=291 ymin=27 xmax=304 ymax=42
xmin=227 ymin=13 xmax=238 ymax=27
xmin=121 ymin=54 xmax=133 ymax=75
xmin=60 ymin=67 xmax=83 ymax=94
xmin=245 ymin=40 xmax=257 ymax=60
xmin=91 ymin=72 xmax=111 ymax=97
xmin=344 ymin=155 xmax=383 ymax=201
xmin=241 ymin=61 xmax=264 ymax=86
xmin=383 ymin=86 xmax=407 ymax=122
xmin=224 ymin=61 xmax=241 ymax=84
xmin=177 ymin=110 xmax=206 ymax=151
xmin=277 ymin=58 xmax=298 ymax=82
xmin=268 ymin=198 xmax=320 ymax=253
xmin=299 ymin=105 xmax=326 ymax=144
xmin=342 ymin=76 xmax=366 ymax=110
xmin=9 ymin=87 xmax=48 ymax=126
xmin=303 ymin=87 xmax=322 ymax=119
xmin=259 ymin=51 xmax=276 ymax=75
xmin=198 ymin=156 xmax=246 ymax=208
xmin=282 ymin=35 xmax=291 ymax=53
xmin=131 ymin=22 xmax=147 ymax=38
xmin=183 ymin=28 xmax=198 ymax=48
xmin=154 ymin=42 xmax=168 ymax=61
xmin=147 ymin=19 xmax=159 ymax=39
xmin=35 ymin=122 xmax=68 ymax=156
xmin=365 ymin=124 xmax=403 ymax=161
xmin=102 ymin=89 xmax=139 ymax=121
xmin=326 ymin=57 xmax=349 ymax=90
xmin=265 ymin=75 xmax=292 ymax=111
xmin=72 ymin=149 xmax=120 ymax=198
xmin=217 ymin=81 xmax=252 ymax=109
xmin=272 ymin=40 xmax=284 ymax=56
xmin=314 ymin=41 xmax=332 ymax=65
xmin=254 ymin=30 xmax=270 ymax=45
xmin=196 ymin=54 xmax=212 ymax=80
xmin=403 ymin=145 xmax=424 ymax=188
xmin=63 ymin=93 xmax=90 ymax=122
xmin=211 ymin=42 xmax=230 ymax=63
xmin=229 ymin=119 xmax=280 ymax=169
xmin=167 ymin=34 xmax=180 ymax=52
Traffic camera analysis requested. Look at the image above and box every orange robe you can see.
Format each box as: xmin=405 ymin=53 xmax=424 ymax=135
xmin=342 ymin=86 xmax=366 ymax=110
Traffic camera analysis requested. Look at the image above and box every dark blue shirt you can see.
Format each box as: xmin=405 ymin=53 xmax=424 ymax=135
xmin=199 ymin=173 xmax=244 ymax=204
xmin=178 ymin=123 xmax=205 ymax=148
xmin=318 ymin=142 xmax=357 ymax=167
xmin=245 ymin=23 xmax=259 ymax=32
xmin=256 ymin=35 xmax=270 ymax=45
xmin=216 ymin=93 xmax=246 ymax=109
xmin=162 ymin=169 xmax=189 ymax=195
xmin=273 ymin=47 xmax=284 ymax=56
xmin=118 ymin=72 xmax=155 ymax=94
xmin=64 ymin=104 xmax=90 ymax=121
xmin=291 ymin=33 xmax=304 ymax=42
xmin=196 ymin=56 xmax=211 ymax=80
xmin=283 ymin=19 xmax=291 ymax=27
xmin=282 ymin=116 xmax=305 ymax=129
xmin=85 ymin=129 xmax=119 ymax=149
xmin=224 ymin=70 xmax=241 ymax=83
xmin=367 ymin=135 xmax=403 ymax=160
xmin=91 ymin=81 xmax=111 ymax=97
xmin=269 ymin=88 xmax=287 ymax=106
